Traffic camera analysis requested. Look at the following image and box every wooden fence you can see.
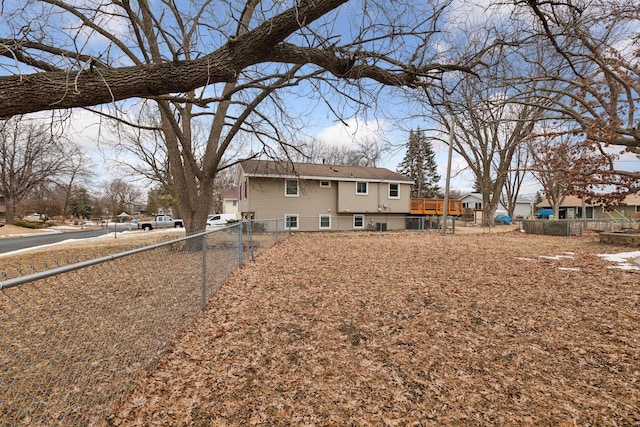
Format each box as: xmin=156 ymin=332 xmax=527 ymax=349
xmin=522 ymin=219 xmax=638 ymax=236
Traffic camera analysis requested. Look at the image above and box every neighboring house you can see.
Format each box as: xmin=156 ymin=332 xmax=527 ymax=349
xmin=536 ymin=194 xmax=640 ymax=219
xmin=0 ymin=196 xmax=5 ymax=220
xmin=236 ymin=159 xmax=413 ymax=231
xmin=221 ymin=188 xmax=239 ymax=216
xmin=460 ymin=192 xmax=533 ymax=221
xmin=125 ymin=201 xmax=146 ymax=216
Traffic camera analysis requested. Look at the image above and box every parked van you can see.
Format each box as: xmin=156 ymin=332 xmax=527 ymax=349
xmin=207 ymin=213 xmax=238 ymax=227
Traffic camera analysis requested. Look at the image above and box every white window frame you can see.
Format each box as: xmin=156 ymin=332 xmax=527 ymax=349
xmin=285 ymin=180 xmax=299 ymax=197
xmin=356 ymin=181 xmax=368 ymax=195
xmin=320 ymin=180 xmax=331 ymax=188
xmin=319 ymin=214 xmax=331 ymax=230
xmin=388 ymin=183 xmax=400 ymax=199
xmin=353 ymin=214 xmax=365 ymax=229
xmin=284 ymin=214 xmax=299 ymax=230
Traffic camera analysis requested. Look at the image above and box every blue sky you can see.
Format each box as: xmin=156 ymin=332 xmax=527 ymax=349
xmin=3 ymin=0 xmax=636 ymax=199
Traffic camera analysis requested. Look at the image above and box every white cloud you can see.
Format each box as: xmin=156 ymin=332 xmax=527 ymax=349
xmin=67 ymin=109 xmax=118 ymax=150
xmin=315 ymin=118 xmax=387 ymax=148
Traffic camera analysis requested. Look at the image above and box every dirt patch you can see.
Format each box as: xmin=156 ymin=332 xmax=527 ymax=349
xmin=109 ymin=231 xmax=639 ymax=425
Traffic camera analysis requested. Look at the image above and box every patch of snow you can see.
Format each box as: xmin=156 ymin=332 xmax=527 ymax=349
xmin=597 ymin=251 xmax=640 ymax=271
xmin=558 ymin=267 xmax=581 ymax=272
xmin=516 ymin=257 xmax=535 ymax=261
xmin=539 ymin=255 xmax=574 ymax=260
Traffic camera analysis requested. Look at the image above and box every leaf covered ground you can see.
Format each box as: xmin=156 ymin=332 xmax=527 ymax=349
xmin=108 ymin=231 xmax=639 ymax=426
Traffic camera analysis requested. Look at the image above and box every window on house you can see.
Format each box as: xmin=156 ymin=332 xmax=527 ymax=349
xmin=285 ymin=180 xmax=299 ymax=197
xmin=389 ymin=183 xmax=399 ymax=199
xmin=319 ymin=214 xmax=331 ymax=229
xmin=320 ymin=181 xmax=331 ymax=188
xmin=285 ymin=214 xmax=299 ymax=230
xmin=232 ymin=200 xmax=237 ymax=207
xmin=353 ymin=215 xmax=364 ymax=229
xmin=356 ymin=182 xmax=368 ymax=195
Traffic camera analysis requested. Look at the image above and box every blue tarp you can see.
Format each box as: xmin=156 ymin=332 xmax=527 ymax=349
xmin=495 ymin=214 xmax=511 ymax=225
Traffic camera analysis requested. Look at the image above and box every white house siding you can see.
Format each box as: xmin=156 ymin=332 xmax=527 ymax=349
xmin=461 ymin=193 xmax=532 ymax=220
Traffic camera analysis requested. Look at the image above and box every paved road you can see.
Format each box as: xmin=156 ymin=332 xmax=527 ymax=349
xmin=0 ymin=229 xmax=111 ymax=255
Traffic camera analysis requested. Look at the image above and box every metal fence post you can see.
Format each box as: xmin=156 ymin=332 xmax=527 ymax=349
xmin=248 ymin=216 xmax=254 ymax=261
xmin=237 ymin=222 xmax=243 ymax=265
xmin=201 ymin=234 xmax=207 ymax=311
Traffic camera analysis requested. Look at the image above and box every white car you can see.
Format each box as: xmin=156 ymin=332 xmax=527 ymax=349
xmin=207 ymin=213 xmax=238 ymax=227
xmin=23 ymin=213 xmax=47 ymax=222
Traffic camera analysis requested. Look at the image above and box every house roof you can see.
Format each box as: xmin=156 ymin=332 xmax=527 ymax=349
xmin=537 ymin=194 xmax=640 ymax=208
xmin=239 ymin=159 xmax=413 ymax=183
xmin=222 ymin=188 xmax=238 ymax=200
xmin=460 ymin=192 xmax=532 ymax=204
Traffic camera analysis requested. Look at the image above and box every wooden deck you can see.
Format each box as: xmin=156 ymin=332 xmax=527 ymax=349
xmin=409 ymin=198 xmax=463 ymax=216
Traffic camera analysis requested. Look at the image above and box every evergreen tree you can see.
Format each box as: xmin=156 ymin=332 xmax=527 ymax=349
xmin=68 ymin=187 xmax=93 ymax=219
xmin=397 ymin=129 xmax=442 ymax=198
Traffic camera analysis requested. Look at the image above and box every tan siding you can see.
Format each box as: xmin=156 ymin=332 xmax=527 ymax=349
xmin=236 ymin=165 xmax=413 ymax=231
xmin=337 ymin=181 xmax=378 ymax=213
xmin=337 ymin=181 xmax=411 ymax=214
xmin=247 ymin=178 xmax=413 ymax=218
xmin=246 ymin=178 xmax=338 ymax=220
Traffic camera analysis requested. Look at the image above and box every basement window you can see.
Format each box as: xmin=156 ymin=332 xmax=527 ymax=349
xmin=285 ymin=214 xmax=299 ymax=230
xmin=353 ymin=215 xmax=364 ymax=229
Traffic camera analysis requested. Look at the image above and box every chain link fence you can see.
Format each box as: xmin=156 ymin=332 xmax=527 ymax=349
xmin=0 ymin=224 xmax=257 ymax=426
xmin=246 ymin=215 xmax=458 ymax=235
xmin=0 ymin=215 xmax=458 ymax=425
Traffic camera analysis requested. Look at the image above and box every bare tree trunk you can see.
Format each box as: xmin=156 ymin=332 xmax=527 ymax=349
xmin=4 ymin=196 xmax=16 ymax=225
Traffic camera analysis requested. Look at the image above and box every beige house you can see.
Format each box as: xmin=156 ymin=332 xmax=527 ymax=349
xmin=536 ymin=194 xmax=640 ymax=219
xmin=236 ymin=160 xmax=413 ymax=231
xmin=221 ymin=188 xmax=239 ymax=216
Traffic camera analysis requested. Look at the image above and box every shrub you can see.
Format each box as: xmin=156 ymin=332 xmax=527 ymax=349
xmin=13 ymin=221 xmax=49 ymax=229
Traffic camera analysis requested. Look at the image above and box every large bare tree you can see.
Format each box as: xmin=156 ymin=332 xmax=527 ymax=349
xmin=500 ymin=142 xmax=532 ymax=219
xmin=529 ymin=132 xmax=584 ymax=218
xmin=1 ymin=0 xmax=490 ymax=233
xmin=424 ymin=68 xmax=548 ymax=225
xmin=103 ymin=178 xmax=142 ymax=218
xmin=0 ymin=116 xmax=75 ymax=224
xmin=518 ymin=0 xmax=640 ymax=202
